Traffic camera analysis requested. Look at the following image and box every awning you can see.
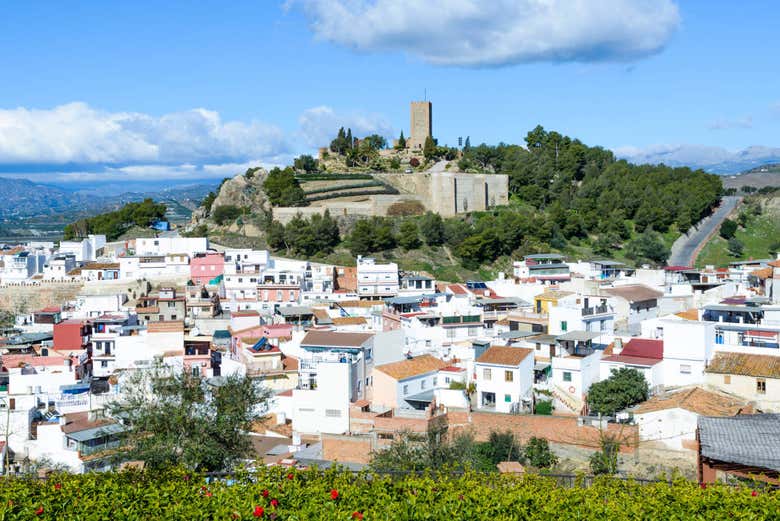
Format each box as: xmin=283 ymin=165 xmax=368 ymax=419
xmin=66 ymin=423 xmax=125 ymax=442
xmin=534 ymin=362 xmax=551 ymax=371
xmin=556 ymin=331 xmax=602 ymax=342
xmin=404 ymin=390 xmax=435 ymax=404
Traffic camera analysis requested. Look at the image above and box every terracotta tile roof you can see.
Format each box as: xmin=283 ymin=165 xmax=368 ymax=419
xmin=602 ymin=284 xmax=663 ymax=303
xmin=601 ymin=354 xmax=662 ymax=366
xmin=332 ymin=316 xmax=367 ymax=326
xmin=374 ymin=355 xmax=447 ymax=380
xmin=135 ymin=306 xmax=160 ymax=314
xmin=535 ymin=290 xmax=574 ymax=301
xmin=633 ymin=387 xmax=751 ymax=416
xmin=147 ymin=321 xmax=185 ymax=333
xmin=282 ymin=355 xmax=299 ymax=371
xmin=337 ymin=300 xmax=383 ymax=308
xmin=300 ymin=330 xmax=373 ymax=348
xmin=750 ymin=267 xmax=773 ymax=280
xmin=440 ymin=365 xmax=465 ymax=373
xmin=476 ymin=346 xmax=533 ymax=366
xmin=232 ymin=310 xmax=260 ymax=317
xmin=81 ymin=262 xmax=120 ymax=270
xmin=447 ymin=284 xmax=468 ymax=295
xmin=61 ymin=412 xmax=116 ymax=434
xmin=768 ymin=259 xmax=780 ymax=268
xmin=621 ymin=339 xmax=663 ymax=359
xmin=675 ymin=308 xmax=700 ymax=321
xmin=706 ymin=352 xmax=780 ymax=379
xmin=2 ymin=354 xmax=69 ymax=368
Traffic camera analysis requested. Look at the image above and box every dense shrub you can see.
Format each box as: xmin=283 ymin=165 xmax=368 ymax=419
xmin=211 ymin=205 xmax=243 ymax=225
xmin=0 ymin=467 xmax=775 ymax=520
xmin=63 ymin=198 xmax=166 ymax=240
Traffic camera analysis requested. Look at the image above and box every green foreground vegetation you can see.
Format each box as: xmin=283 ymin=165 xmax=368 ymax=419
xmin=63 ymin=199 xmax=167 ymax=241
xmin=1 ymin=467 xmax=775 ymax=520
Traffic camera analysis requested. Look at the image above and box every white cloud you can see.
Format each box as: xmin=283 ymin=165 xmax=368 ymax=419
xmin=615 ymin=143 xmax=780 ymax=173
xmin=297 ymin=105 xmax=394 ymax=148
xmin=0 ymin=102 xmax=288 ymax=165
xmin=288 ymin=0 xmax=680 ymax=66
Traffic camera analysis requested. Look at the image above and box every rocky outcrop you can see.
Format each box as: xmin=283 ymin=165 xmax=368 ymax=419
xmin=190 ymin=168 xmax=270 ymax=228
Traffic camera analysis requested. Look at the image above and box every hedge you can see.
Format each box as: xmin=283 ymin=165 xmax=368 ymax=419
xmin=0 ymin=467 xmax=776 ymax=520
xmin=295 ymin=173 xmax=373 ymax=181
xmin=303 ymin=181 xmax=383 ymax=196
xmin=306 ymin=187 xmax=399 ymax=203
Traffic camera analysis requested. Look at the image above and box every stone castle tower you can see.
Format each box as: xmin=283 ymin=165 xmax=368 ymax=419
xmin=408 ymin=101 xmax=432 ymax=150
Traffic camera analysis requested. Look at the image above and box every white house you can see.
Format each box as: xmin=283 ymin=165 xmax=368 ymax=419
xmin=291 ymin=362 xmax=350 ymax=435
xmin=475 ymin=346 xmax=534 ymax=414
xmin=371 ymin=354 xmax=448 ymax=411
xmin=135 ymin=237 xmax=208 ymax=257
xmin=356 ymin=256 xmax=399 ymax=298
xmin=602 ymin=284 xmax=664 ymax=335
xmin=631 ymin=387 xmax=750 ymax=451
xmin=653 ymin=319 xmax=715 ymax=388
xmin=550 ymin=331 xmax=604 ymax=414
xmin=599 ymin=338 xmax=664 ymax=393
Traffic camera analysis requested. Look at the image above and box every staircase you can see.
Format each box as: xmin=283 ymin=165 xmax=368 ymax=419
xmin=552 ymin=384 xmax=584 ymax=415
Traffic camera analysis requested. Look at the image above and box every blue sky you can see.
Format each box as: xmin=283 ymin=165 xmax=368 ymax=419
xmin=0 ymin=0 xmax=778 ymax=188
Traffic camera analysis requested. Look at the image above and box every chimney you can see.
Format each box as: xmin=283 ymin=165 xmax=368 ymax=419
xmin=59 ymin=415 xmax=67 ymax=426
xmin=87 ymin=410 xmax=97 ymax=422
xmin=613 ymin=337 xmax=623 ymax=355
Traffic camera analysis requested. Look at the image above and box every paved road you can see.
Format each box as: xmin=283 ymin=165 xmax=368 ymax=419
xmin=668 ymin=196 xmax=741 ymax=267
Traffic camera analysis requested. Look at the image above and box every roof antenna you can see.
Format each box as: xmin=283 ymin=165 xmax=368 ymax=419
xmin=424 ymin=88 xmax=427 ymax=101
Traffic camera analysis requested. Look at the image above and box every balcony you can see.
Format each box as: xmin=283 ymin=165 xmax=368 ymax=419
xmin=582 ymin=304 xmax=611 ymax=317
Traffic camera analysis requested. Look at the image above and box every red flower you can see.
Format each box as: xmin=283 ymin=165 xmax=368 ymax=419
xmin=352 ymin=512 xmax=364 ymax=520
xmin=253 ymin=505 xmax=264 ymax=517
xmin=231 ymin=514 xmax=240 ymax=520
xmin=205 ymin=492 xmax=213 ymax=498
xmin=752 ymin=490 xmax=758 ymax=497
xmin=700 ymin=483 xmax=707 ymax=490
xmin=184 ymin=475 xmax=191 ymax=481
xmin=287 ymin=472 xmax=294 ymax=480
xmin=270 ymin=499 xmax=279 ymax=508
xmin=35 ymin=506 xmax=44 ymax=516
xmin=262 ymin=489 xmax=269 ymax=498
xmin=54 ymin=483 xmax=62 ymax=491
xmin=330 ymin=489 xmax=339 ymax=500
xmin=458 ymin=494 xmax=464 ymax=501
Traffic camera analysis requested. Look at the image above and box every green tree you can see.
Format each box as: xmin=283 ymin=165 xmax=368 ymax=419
xmin=590 ymin=435 xmax=620 ymax=475
xmin=727 ymin=237 xmax=744 ymax=257
xmin=330 ymin=127 xmax=348 ymax=155
xmin=463 ymin=136 xmax=471 ymax=151
xmin=719 ymin=218 xmax=738 ymax=239
xmin=423 ymin=135 xmax=437 ymax=160
xmin=263 ymin=167 xmax=307 ymax=207
xmin=624 ymin=228 xmax=670 ymax=265
xmin=293 ymin=154 xmax=318 ymax=173
xmin=396 ymin=131 xmax=407 ymax=149
xmin=362 ymin=134 xmax=387 ymax=150
xmin=265 ymin=220 xmax=286 ymax=251
xmin=524 ymin=437 xmax=558 ymax=469
xmin=479 ymin=430 xmax=523 ymax=466
xmin=587 ymin=368 xmax=649 ymax=416
xmin=389 ymin=157 xmax=401 ymax=170
xmin=212 ymin=205 xmax=243 ymax=225
xmin=398 ymin=220 xmax=421 ymax=250
xmin=108 ymin=364 xmax=269 ymax=471
xmin=369 ymin=426 xmax=488 ymax=473
xmin=419 ymin=212 xmax=445 ymax=246
xmin=346 ymin=219 xmax=376 ymax=256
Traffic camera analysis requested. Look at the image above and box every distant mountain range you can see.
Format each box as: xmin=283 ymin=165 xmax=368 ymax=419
xmin=0 ymin=178 xmax=216 ymax=240
xmin=0 ymin=178 xmax=215 ymax=220
xmin=615 ymin=145 xmax=780 ymax=175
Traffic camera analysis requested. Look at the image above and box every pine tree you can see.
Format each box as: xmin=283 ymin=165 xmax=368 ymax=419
xmin=463 ymin=136 xmax=471 ymax=151
xmin=346 ymin=128 xmax=353 ymax=150
xmin=397 ymin=131 xmax=407 ymax=149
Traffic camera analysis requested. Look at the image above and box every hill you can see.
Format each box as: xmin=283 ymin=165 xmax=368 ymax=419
xmin=189 ymin=126 xmax=723 ymax=273
xmin=696 ymin=192 xmax=780 ymax=267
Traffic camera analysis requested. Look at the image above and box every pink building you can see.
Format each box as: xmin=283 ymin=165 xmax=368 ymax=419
xmin=190 ymin=252 xmax=224 ymax=286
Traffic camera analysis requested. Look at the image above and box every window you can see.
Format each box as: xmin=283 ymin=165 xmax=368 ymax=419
xmin=445 ymin=377 xmax=451 ymax=384
xmin=482 ymin=368 xmax=492 ymax=380
xmin=535 ymin=343 xmax=541 ymax=351
xmin=468 ymin=327 xmax=479 ymax=336
xmin=504 ymin=394 xmax=512 ymax=403
xmin=563 ymin=371 xmax=572 ymax=382
xmin=446 ymin=328 xmax=456 ymax=339
xmin=101 ymin=361 xmax=108 ymax=368
xmin=680 ymin=364 xmax=691 ymax=374
xmin=433 ymin=377 xmax=437 ymax=386
xmin=504 ymin=370 xmax=513 ymax=382
xmin=600 ymin=320 xmax=606 ymax=331
xmin=403 ymin=385 xmax=408 ymax=395
xmin=191 ymin=366 xmax=200 ymax=377
xmin=715 ymin=331 xmax=724 ymax=345
xmin=757 ymin=379 xmax=766 ymax=394
xmin=723 ymin=375 xmax=731 ymax=384
xmin=421 ymin=380 xmax=426 ymax=390
xmin=325 ymin=409 xmax=342 ymax=418
xmin=171 ymin=315 xmax=177 ymax=320
xmin=167 ymin=302 xmax=176 ymax=308
xmin=560 ymin=321 xmax=568 ymax=332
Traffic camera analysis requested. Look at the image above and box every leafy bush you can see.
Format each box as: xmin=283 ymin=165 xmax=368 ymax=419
xmin=211 ymin=205 xmax=243 ymax=225
xmin=0 ymin=467 xmax=775 ymax=520
xmin=524 ymin=437 xmax=558 ymax=468
xmin=386 ymin=201 xmax=426 ymax=216
xmin=534 ymin=400 xmax=553 ymax=415
xmin=587 ymin=368 xmax=649 ymax=416
xmin=63 ymin=198 xmax=167 ymax=241
xmin=720 ymin=218 xmax=738 ymax=239
xmin=409 ymin=157 xmax=420 ymax=168
xmin=590 ymin=435 xmax=621 ymax=475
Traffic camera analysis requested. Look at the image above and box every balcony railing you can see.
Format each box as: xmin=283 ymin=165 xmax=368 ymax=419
xmin=582 ymin=304 xmax=611 ymax=316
